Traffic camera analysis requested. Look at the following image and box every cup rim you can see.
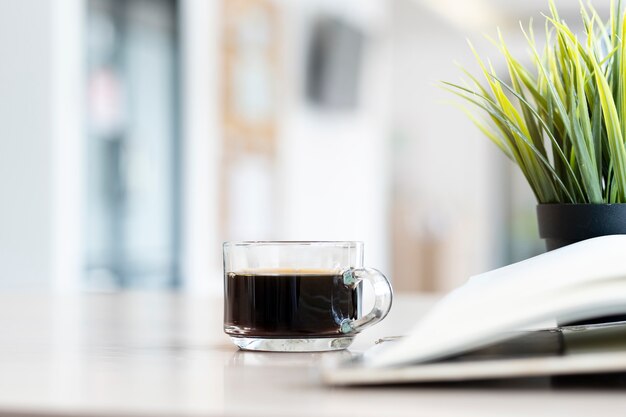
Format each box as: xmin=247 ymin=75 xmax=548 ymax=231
xmin=223 ymin=240 xmax=363 ymax=248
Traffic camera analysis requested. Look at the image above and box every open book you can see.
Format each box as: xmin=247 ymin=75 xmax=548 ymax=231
xmin=323 ymin=235 xmax=626 ymax=385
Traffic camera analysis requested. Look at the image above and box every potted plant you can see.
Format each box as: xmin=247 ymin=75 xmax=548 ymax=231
xmin=445 ymin=0 xmax=626 ymax=252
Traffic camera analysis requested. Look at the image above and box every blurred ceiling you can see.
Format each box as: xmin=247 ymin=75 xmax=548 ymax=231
xmin=414 ymin=0 xmax=612 ymax=31
xmin=488 ymin=0 xmax=611 ymax=20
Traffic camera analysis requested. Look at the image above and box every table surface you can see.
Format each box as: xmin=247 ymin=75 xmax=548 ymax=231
xmin=0 ymin=292 xmax=625 ymax=417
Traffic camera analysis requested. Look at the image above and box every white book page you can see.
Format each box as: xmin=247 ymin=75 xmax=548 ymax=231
xmin=367 ymin=235 xmax=626 ymax=368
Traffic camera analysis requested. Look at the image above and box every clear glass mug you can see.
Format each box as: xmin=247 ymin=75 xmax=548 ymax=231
xmin=223 ymin=241 xmax=393 ymax=352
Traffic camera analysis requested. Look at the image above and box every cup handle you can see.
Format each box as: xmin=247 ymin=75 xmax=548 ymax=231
xmin=340 ymin=267 xmax=393 ymax=334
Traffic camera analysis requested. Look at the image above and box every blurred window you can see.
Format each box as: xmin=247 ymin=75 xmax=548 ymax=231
xmin=85 ymin=0 xmax=180 ymax=289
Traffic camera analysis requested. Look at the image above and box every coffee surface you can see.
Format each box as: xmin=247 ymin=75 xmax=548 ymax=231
xmin=224 ymin=271 xmax=360 ymax=337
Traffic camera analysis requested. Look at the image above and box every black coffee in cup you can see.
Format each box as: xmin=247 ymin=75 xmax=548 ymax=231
xmin=224 ymin=270 xmax=361 ymax=337
xmin=223 ymin=241 xmax=392 ymax=352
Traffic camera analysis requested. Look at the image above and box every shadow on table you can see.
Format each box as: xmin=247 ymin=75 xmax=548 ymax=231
xmin=337 ymin=373 xmax=626 ymax=391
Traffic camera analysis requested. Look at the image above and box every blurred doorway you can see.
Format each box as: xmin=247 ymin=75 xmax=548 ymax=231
xmin=85 ymin=0 xmax=180 ymax=289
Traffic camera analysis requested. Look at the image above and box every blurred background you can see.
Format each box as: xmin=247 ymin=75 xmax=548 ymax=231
xmin=0 ymin=0 xmax=612 ymax=295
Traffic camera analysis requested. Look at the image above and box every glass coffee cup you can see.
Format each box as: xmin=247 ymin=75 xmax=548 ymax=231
xmin=223 ymin=241 xmax=393 ymax=352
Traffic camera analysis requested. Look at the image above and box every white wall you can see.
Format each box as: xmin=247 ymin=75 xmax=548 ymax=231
xmin=180 ymin=0 xmax=223 ymax=295
xmin=51 ymin=0 xmax=85 ymax=293
xmin=390 ymin=0 xmax=500 ymax=290
xmin=0 ymin=1 xmax=54 ymax=289
xmin=0 ymin=0 xmax=84 ymax=292
xmin=278 ymin=0 xmax=392 ymax=273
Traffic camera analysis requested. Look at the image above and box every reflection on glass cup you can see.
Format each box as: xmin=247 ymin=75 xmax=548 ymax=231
xmin=223 ymin=241 xmax=393 ymax=352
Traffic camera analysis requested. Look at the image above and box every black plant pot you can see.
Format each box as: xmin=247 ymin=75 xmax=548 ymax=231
xmin=537 ymin=203 xmax=626 ymax=325
xmin=537 ymin=204 xmax=626 ymax=251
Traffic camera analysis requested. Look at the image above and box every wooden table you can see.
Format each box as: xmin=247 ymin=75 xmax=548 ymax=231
xmin=0 ymin=293 xmax=625 ymax=417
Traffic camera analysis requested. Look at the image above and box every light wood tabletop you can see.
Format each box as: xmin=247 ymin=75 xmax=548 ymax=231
xmin=0 ymin=292 xmax=625 ymax=417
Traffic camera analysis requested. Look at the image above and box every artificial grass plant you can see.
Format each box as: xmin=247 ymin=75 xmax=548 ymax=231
xmin=445 ymin=0 xmax=626 ymax=203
